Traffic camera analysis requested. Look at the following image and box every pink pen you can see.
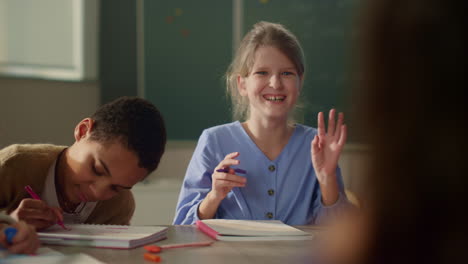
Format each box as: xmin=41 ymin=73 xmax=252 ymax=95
xmin=24 ymin=185 xmax=69 ymax=230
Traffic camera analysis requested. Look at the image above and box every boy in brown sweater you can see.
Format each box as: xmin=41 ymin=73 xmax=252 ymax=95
xmin=0 ymin=97 xmax=166 ymax=231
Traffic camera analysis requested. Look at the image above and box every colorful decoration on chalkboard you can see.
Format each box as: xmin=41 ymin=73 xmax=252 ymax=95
xmin=181 ymin=29 xmax=190 ymax=37
xmin=175 ymin=8 xmax=183 ymax=16
xmin=164 ymin=8 xmax=190 ymax=38
xmin=165 ymin=16 xmax=174 ymax=24
xmin=165 ymin=8 xmax=183 ymax=24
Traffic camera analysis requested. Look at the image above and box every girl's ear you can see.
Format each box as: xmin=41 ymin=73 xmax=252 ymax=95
xmin=73 ymin=118 xmax=95 ymax=142
xmin=237 ymin=75 xmax=248 ymax=96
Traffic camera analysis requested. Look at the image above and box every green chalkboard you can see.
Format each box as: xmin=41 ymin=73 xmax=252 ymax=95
xmin=144 ymin=0 xmax=356 ymax=140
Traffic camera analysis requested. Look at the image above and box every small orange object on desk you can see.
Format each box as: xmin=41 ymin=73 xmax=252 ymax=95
xmin=144 ymin=245 xmax=162 ymax=253
xmin=143 ymin=241 xmax=213 ymax=262
xmin=144 ymin=252 xmax=161 ymax=262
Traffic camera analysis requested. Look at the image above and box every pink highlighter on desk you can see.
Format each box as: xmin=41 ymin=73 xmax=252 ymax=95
xmin=24 ymin=185 xmax=70 ymax=230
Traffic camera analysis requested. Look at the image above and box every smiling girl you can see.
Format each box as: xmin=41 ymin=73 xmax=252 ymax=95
xmin=0 ymin=97 xmax=166 ymax=230
xmin=174 ymin=22 xmax=353 ymax=225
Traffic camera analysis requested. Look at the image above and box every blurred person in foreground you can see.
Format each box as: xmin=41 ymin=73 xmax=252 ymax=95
xmin=322 ymin=1 xmax=467 ymax=264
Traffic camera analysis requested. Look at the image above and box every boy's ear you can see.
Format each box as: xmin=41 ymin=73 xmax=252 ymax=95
xmin=237 ymin=75 xmax=247 ymax=96
xmin=74 ymin=118 xmax=94 ymax=142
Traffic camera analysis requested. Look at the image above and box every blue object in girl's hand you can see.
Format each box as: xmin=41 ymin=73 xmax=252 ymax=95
xmin=216 ymin=168 xmax=247 ymax=174
xmin=4 ymin=227 xmax=17 ymax=244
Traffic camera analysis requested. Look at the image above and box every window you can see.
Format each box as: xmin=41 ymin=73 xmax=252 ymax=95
xmin=0 ymin=0 xmax=98 ymax=81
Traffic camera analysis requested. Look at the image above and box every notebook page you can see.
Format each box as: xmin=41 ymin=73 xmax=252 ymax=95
xmin=39 ymin=224 xmax=167 ymax=241
xmin=201 ymin=220 xmax=309 ymax=236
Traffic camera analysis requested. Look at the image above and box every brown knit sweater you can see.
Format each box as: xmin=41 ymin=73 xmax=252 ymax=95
xmin=0 ymin=144 xmax=135 ymax=225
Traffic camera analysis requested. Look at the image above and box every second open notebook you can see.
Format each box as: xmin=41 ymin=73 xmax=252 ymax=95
xmin=196 ymin=219 xmax=314 ymax=241
xmin=38 ymin=224 xmax=168 ymax=249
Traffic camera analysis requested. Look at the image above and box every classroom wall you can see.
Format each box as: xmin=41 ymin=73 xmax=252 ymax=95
xmin=0 ymin=77 xmax=99 ymax=148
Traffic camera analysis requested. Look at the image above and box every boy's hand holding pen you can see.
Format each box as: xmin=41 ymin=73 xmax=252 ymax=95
xmin=9 ymin=185 xmax=68 ymax=231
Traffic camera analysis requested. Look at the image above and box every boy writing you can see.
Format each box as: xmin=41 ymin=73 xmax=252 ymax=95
xmin=0 ymin=96 xmax=166 ymax=230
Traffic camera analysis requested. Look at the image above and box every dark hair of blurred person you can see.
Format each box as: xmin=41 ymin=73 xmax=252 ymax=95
xmin=357 ymin=0 xmax=466 ymax=264
xmin=322 ymin=1 xmax=467 ymax=264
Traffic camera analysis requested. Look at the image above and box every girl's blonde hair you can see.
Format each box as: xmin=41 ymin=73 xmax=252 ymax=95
xmin=225 ymin=21 xmax=305 ymax=121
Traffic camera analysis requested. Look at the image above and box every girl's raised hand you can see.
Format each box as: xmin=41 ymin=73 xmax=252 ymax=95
xmin=311 ymin=109 xmax=347 ymax=189
xmin=210 ymin=152 xmax=247 ymax=201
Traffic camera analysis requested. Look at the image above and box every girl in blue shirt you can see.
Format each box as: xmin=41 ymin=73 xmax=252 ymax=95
xmin=174 ymin=21 xmax=353 ymax=225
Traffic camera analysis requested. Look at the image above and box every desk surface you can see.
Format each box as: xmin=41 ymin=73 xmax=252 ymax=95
xmin=49 ymin=225 xmax=321 ymax=264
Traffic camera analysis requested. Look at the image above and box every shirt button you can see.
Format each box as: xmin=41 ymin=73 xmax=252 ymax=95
xmin=267 ymin=189 xmax=274 ymax=196
xmin=266 ymin=212 xmax=274 ymax=219
xmin=268 ymin=165 xmax=276 ymax=172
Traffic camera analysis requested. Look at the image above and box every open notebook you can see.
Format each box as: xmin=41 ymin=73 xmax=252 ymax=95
xmin=38 ymin=224 xmax=167 ymax=249
xmin=196 ymin=219 xmax=313 ymax=241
